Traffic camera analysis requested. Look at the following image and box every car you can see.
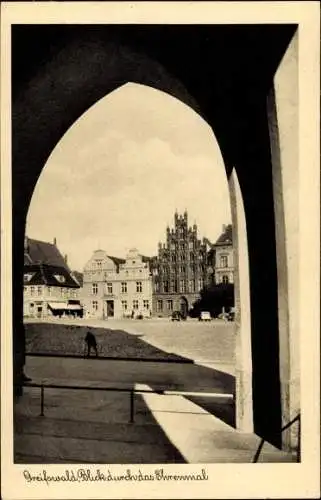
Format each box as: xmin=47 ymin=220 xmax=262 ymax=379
xmin=199 ymin=311 xmax=212 ymax=321
xmin=227 ymin=311 xmax=235 ymax=321
xmin=171 ymin=311 xmax=182 ymax=321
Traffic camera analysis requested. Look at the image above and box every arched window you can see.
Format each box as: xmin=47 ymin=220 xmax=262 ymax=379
xmin=222 ymin=275 xmax=229 ymax=284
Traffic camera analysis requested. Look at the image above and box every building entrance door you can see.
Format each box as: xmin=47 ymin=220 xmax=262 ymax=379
xmin=180 ymin=296 xmax=188 ymax=319
xmin=106 ymin=300 xmax=114 ymax=318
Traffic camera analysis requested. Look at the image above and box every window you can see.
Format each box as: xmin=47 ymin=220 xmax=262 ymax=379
xmin=154 ymin=282 xmax=160 ymax=293
xmin=180 ymin=280 xmax=186 ymax=293
xmin=189 ymin=280 xmax=195 ymax=293
xmin=164 ymin=281 xmax=169 ymax=293
xmin=189 ymin=252 xmax=194 ymax=261
xmin=24 ymin=273 xmax=34 ymax=283
xmin=198 ymin=279 xmax=204 ymax=291
xmin=171 ymin=254 xmax=176 ymax=262
xmin=222 ymin=275 xmax=229 ymax=284
xmin=167 ymin=299 xmax=173 ymax=311
xmin=37 ymin=286 xmax=42 ymax=296
xmin=121 ymin=282 xmax=127 ymax=293
xmin=143 ymin=300 xmax=149 ymax=309
xmin=180 ymin=265 xmax=185 ymax=273
xmin=54 ymin=274 xmax=66 ymax=283
xmin=121 ymin=300 xmax=127 ymax=310
xmin=30 ymin=286 xmax=35 ymax=296
xmin=136 ymin=281 xmax=142 ymax=293
xmin=189 ymin=241 xmax=194 ymax=250
xmin=92 ymin=300 xmax=98 ymax=311
xmin=96 ymin=260 xmax=102 ymax=270
xmin=47 ymin=287 xmax=52 ymax=296
xmin=107 ymin=282 xmax=113 ymax=294
xmin=220 ymin=255 xmax=228 ymax=268
xmin=92 ymin=283 xmax=98 ymax=295
xmin=133 ymin=300 xmax=139 ymax=310
xmin=157 ymin=300 xmax=163 ymax=312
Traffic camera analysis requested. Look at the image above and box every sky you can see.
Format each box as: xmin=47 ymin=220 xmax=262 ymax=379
xmin=27 ymin=83 xmax=231 ymax=271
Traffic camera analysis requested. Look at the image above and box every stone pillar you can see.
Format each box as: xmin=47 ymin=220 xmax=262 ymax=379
xmin=229 ymin=168 xmax=254 ymax=433
xmin=267 ymin=31 xmax=299 ymax=451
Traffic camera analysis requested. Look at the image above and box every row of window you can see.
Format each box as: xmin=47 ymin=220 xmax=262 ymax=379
xmin=24 ymin=285 xmax=78 ymax=298
xmin=158 ymin=263 xmax=206 ymax=273
xmin=157 ymin=299 xmax=173 ymax=312
xmin=91 ymin=300 xmax=150 ymax=311
xmin=92 ymin=281 xmax=143 ymax=295
xmin=158 ymin=252 xmax=204 ymax=262
xmin=155 ymin=279 xmax=204 ymax=293
xmin=85 ymin=268 xmax=145 ymax=280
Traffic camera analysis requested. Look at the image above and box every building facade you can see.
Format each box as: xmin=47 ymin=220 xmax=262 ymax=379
xmin=151 ymin=211 xmax=213 ymax=317
xmin=23 ymin=237 xmax=82 ymax=318
xmin=82 ymin=248 xmax=153 ymax=319
xmin=212 ymin=224 xmax=234 ymax=284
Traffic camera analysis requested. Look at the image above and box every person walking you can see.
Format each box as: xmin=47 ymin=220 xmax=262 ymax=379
xmin=84 ymin=331 xmax=98 ymax=358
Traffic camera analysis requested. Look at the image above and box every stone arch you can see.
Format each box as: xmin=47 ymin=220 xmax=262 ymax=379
xmin=12 ymin=24 xmax=298 ymax=450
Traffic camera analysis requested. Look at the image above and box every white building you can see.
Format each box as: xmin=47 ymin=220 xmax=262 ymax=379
xmin=82 ymin=248 xmax=153 ymax=319
xmin=213 ymin=224 xmax=234 ymax=284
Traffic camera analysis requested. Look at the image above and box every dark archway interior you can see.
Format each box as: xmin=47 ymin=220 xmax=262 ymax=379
xmin=12 ymin=24 xmax=297 ymax=448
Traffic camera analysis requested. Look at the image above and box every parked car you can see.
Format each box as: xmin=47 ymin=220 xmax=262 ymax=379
xmin=217 ymin=312 xmax=229 ymax=320
xmin=171 ymin=311 xmax=182 ymax=321
xmin=227 ymin=311 xmax=235 ymax=321
xmin=199 ymin=311 xmax=212 ymax=321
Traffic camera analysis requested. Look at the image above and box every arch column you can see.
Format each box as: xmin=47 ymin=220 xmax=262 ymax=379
xmin=229 ymin=169 xmax=253 ymax=433
xmin=267 ymin=31 xmax=299 ymax=451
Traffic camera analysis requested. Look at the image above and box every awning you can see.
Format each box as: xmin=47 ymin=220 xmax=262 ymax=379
xmin=66 ymin=304 xmax=82 ymax=311
xmin=48 ymin=302 xmax=67 ymax=310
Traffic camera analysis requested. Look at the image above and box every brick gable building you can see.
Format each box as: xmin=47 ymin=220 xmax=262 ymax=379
xmin=151 ymin=211 xmax=213 ymax=317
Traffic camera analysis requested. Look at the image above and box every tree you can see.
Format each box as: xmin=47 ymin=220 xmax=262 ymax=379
xmin=190 ymin=283 xmax=234 ymax=317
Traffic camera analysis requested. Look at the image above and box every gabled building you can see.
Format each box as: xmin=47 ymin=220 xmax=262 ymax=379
xmin=212 ymin=224 xmax=234 ymax=284
xmin=151 ymin=211 xmax=213 ymax=317
xmin=82 ymin=248 xmax=153 ymax=319
xmin=23 ymin=237 xmax=82 ymax=318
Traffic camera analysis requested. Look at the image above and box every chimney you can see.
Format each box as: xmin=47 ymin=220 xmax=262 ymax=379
xmin=53 ymin=237 xmax=57 ymax=246
xmin=64 ymin=254 xmax=68 ymax=265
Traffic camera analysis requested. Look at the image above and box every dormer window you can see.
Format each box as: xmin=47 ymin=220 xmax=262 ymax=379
xmin=54 ymin=274 xmax=66 ymax=283
xmin=24 ymin=273 xmax=35 ymax=283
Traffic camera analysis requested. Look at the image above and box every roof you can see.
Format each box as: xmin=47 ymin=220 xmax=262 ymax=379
xmin=25 ymin=237 xmax=70 ymax=271
xmin=71 ymin=271 xmax=83 ymax=287
xmin=107 ymin=255 xmax=126 ymax=266
xmin=23 ymin=263 xmax=80 ymax=288
xmin=214 ymin=224 xmax=233 ymax=246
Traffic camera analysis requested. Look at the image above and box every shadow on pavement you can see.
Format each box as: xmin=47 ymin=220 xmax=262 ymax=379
xmin=24 ymin=323 xmax=236 ymax=430
xmin=14 ymin=388 xmax=186 ymax=464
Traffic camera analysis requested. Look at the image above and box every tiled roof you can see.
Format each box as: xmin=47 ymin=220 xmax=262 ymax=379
xmin=24 ymin=263 xmax=80 ymax=288
xmin=25 ymin=238 xmax=70 ymax=270
xmin=107 ymin=255 xmax=126 ymax=266
xmin=214 ymin=224 xmax=233 ymax=246
xmin=72 ymin=271 xmax=83 ymax=287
